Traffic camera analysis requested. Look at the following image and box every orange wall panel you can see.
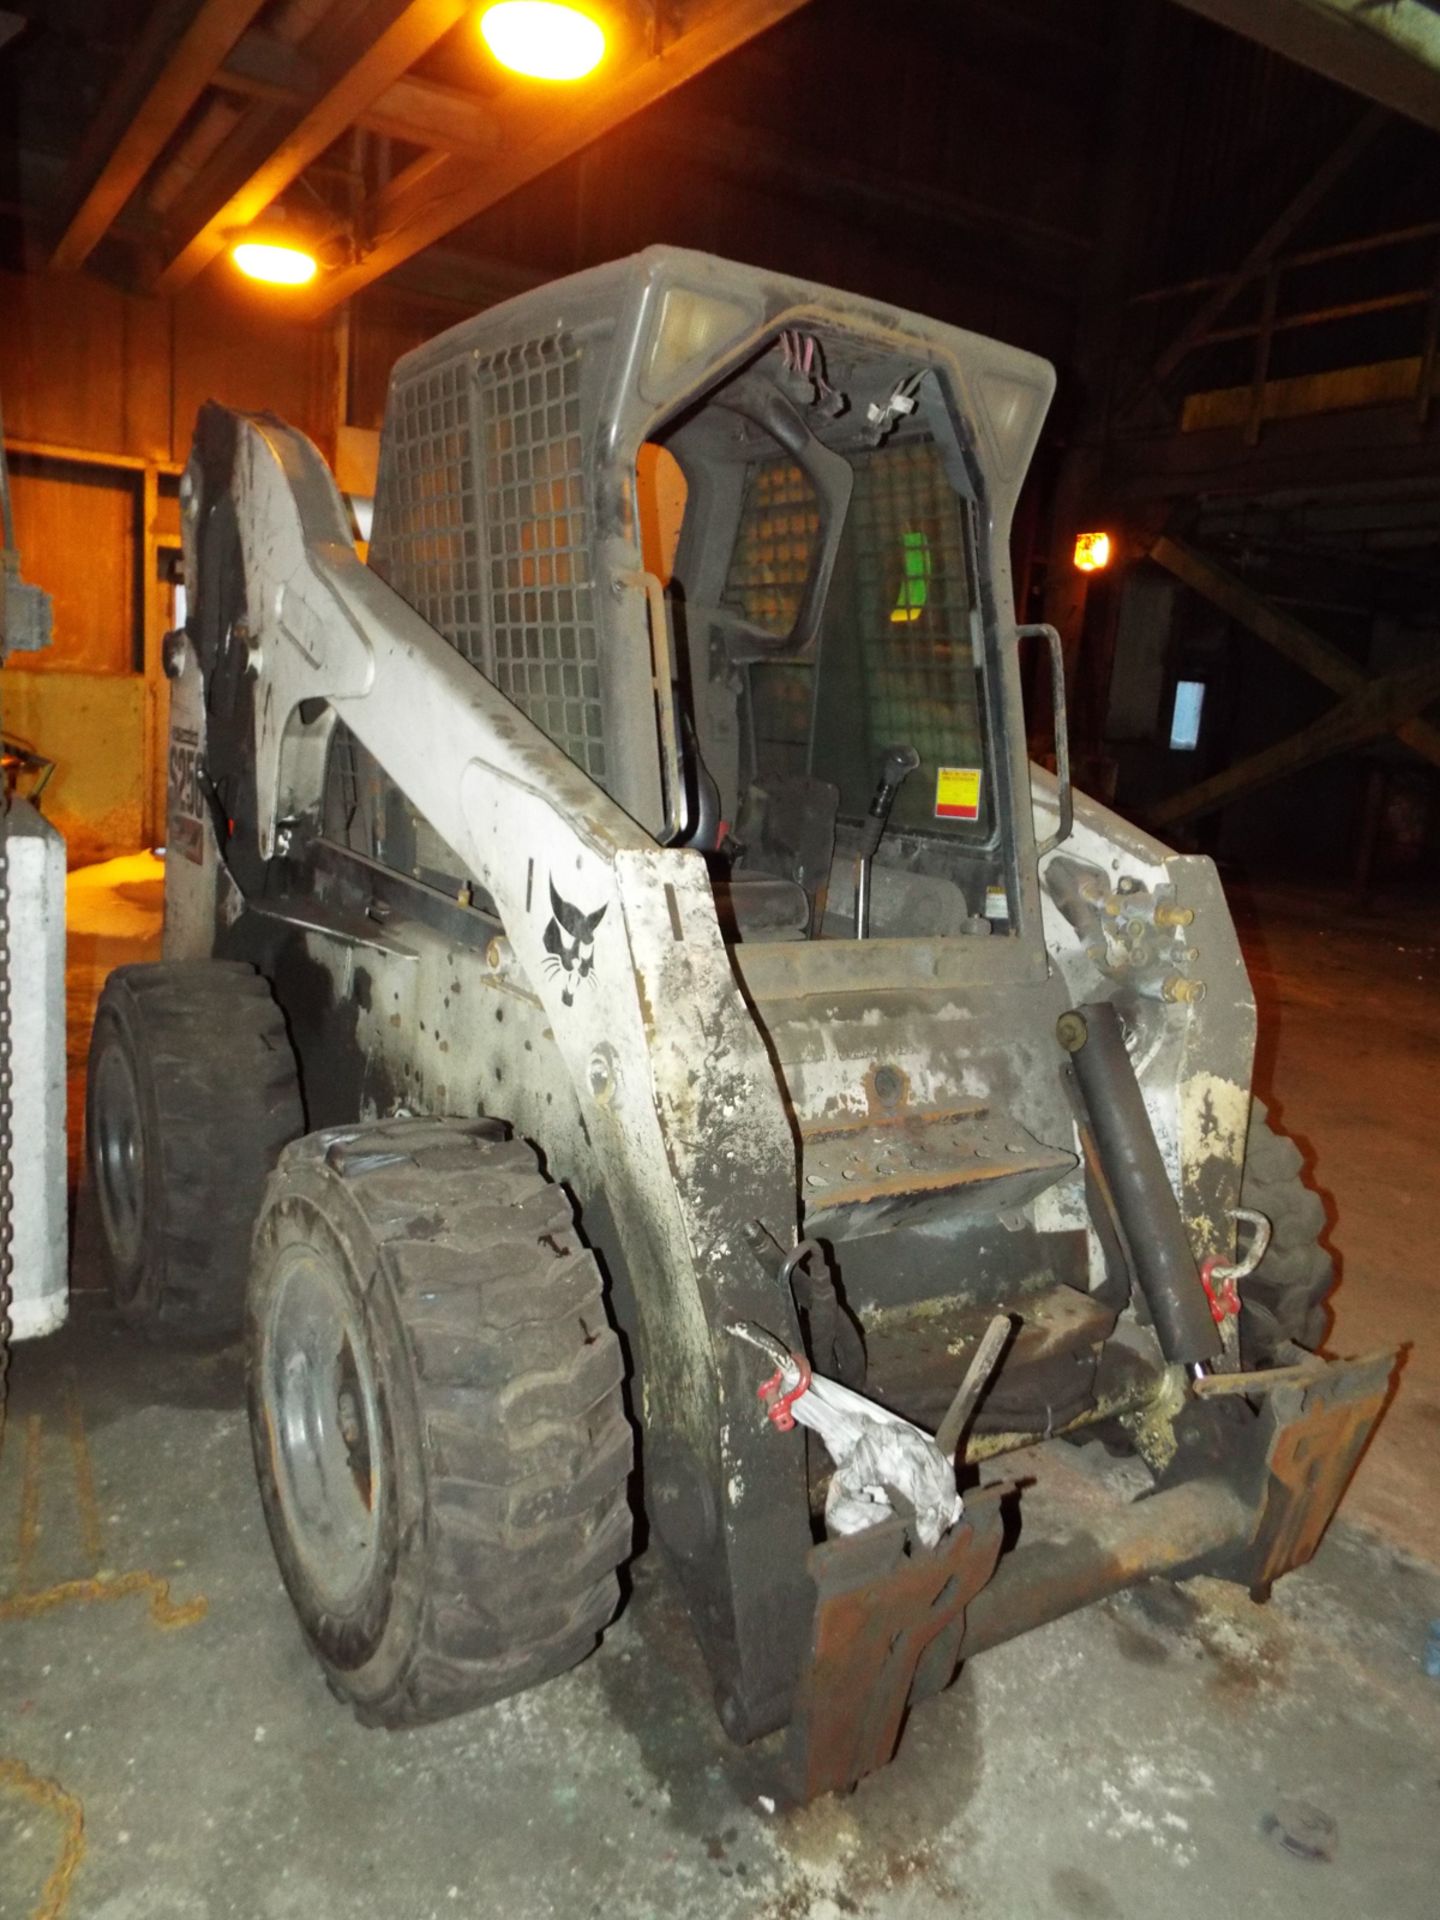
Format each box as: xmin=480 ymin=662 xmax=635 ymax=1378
xmin=170 ymin=279 xmax=336 ymax=461
xmin=0 ymin=271 xmax=170 ymax=459
xmin=0 ymin=266 xmax=335 ymax=464
xmin=6 ymin=461 xmax=136 ymax=675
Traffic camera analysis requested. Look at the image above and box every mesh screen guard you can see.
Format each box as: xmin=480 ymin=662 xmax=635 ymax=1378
xmin=371 ymin=336 xmax=606 ymax=785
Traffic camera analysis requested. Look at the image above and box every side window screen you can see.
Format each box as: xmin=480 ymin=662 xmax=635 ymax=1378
xmin=813 ymin=440 xmax=988 ymax=836
xmin=477 ymin=338 xmax=605 ymax=784
xmin=723 ymin=460 xmax=820 ymax=637
xmin=374 ymin=337 xmax=607 ymax=789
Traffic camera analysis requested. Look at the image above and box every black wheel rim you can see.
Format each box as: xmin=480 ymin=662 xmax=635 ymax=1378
xmin=92 ymin=1036 xmax=146 ymax=1274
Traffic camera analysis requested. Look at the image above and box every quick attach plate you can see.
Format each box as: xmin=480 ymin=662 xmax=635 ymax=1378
xmin=1167 ymin=1347 xmax=1396 ymax=1594
xmin=782 ymin=1489 xmax=1005 ymax=1801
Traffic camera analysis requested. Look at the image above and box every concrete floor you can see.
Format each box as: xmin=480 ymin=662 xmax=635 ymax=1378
xmin=3 ymin=858 xmax=1439 ymax=1919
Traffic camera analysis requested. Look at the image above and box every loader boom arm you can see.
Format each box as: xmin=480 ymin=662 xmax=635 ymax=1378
xmin=187 ymin=410 xmax=819 ymax=1739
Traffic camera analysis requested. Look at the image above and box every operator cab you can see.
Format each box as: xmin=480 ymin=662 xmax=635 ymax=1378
xmin=641 ymin=327 xmax=1017 ymax=944
xmin=325 ymin=250 xmax=1046 ymax=967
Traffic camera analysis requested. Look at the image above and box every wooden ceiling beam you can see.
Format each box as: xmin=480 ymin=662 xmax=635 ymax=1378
xmin=1150 ymin=650 xmax=1440 ymax=828
xmin=218 ymin=28 xmax=499 ymax=157
xmin=50 ymin=0 xmax=267 ymax=271
xmin=1150 ymin=533 xmax=1440 ymax=769
xmin=1152 ymin=105 xmax=1388 ymax=384
xmin=151 ymin=0 xmax=471 ymax=295
xmin=622 ymin=108 xmax=1091 ymax=272
xmin=1169 ymin=0 xmax=1440 ymax=141
xmin=298 ymin=0 xmax=817 ymax=316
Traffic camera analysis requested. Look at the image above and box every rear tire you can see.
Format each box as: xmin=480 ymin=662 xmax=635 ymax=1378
xmin=246 ymin=1116 xmax=633 ymax=1728
xmin=1238 ymin=1100 xmax=1333 ymax=1364
xmin=85 ymin=961 xmax=303 ymax=1339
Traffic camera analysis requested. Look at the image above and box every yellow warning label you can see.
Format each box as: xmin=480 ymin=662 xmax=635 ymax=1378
xmin=935 ymin=766 xmax=982 ymax=821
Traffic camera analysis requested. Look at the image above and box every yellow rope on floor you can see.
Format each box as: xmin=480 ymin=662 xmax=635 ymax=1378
xmin=0 ymin=1569 xmax=207 ymax=1629
xmin=61 ymin=1384 xmax=103 ymax=1568
xmin=0 ymin=1756 xmax=86 ymax=1920
xmin=0 ymin=1397 xmax=204 ymax=1918
xmin=2 ymin=1402 xmax=207 ymax=1628
xmin=15 ymin=1414 xmax=42 ymax=1590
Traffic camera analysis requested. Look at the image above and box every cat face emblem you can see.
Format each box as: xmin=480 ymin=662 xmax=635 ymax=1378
xmin=542 ymin=880 xmax=607 ymax=1008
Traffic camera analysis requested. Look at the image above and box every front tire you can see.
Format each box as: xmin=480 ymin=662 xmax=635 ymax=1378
xmin=1237 ymin=1100 xmax=1334 ymax=1364
xmin=247 ymin=1117 xmax=633 ymax=1727
xmin=85 ymin=961 xmax=303 ymax=1339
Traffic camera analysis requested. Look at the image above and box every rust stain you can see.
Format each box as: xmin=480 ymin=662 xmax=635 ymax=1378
xmin=0 ymin=1570 xmax=208 ymax=1631
xmin=810 ymin=1152 xmax=1059 ymax=1214
xmin=799 ymin=1099 xmax=988 ymax=1142
xmin=632 ymin=961 xmax=656 ymax=1037
xmin=3 ymin=1395 xmax=207 ymax=1635
xmin=17 ymin=1415 xmax=42 ymax=1593
xmin=863 ymin=1061 xmax=912 ymax=1117
xmin=62 ymin=1384 xmax=104 ymax=1569
xmin=0 ymin=1756 xmax=86 ymax=1920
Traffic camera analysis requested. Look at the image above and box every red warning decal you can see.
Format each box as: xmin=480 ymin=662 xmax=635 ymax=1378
xmin=935 ymin=766 xmax=982 ymax=822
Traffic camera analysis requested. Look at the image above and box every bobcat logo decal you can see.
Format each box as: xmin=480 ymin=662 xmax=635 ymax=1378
xmin=542 ymin=880 xmax=607 ymax=1008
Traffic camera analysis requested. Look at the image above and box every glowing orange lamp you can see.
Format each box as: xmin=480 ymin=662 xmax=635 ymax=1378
xmin=231 ymin=239 xmax=318 ymax=287
xmin=229 ymin=208 xmax=320 ymax=288
xmin=1073 ymin=530 xmax=1113 ymax=574
xmin=479 ymin=2 xmax=607 ymax=80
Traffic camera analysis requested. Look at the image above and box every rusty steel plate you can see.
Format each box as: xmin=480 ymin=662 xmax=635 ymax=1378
xmin=1244 ymin=1349 xmax=1394 ymax=1589
xmin=782 ymin=1490 xmax=1005 ymax=1801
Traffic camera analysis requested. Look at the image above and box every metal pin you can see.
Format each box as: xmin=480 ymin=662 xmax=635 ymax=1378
xmin=935 ymin=1314 xmax=1012 ymax=1461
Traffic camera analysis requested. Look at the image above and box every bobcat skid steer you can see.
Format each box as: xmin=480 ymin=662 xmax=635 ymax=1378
xmin=86 ymin=248 xmax=1393 ymax=1800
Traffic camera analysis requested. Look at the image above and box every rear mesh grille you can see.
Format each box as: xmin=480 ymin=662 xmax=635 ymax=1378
xmin=372 ymin=333 xmax=606 ymax=783
xmin=371 ymin=358 xmax=485 ymax=666
xmin=477 ymin=336 xmax=604 ymax=782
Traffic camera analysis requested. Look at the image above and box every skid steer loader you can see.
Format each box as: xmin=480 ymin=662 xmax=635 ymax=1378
xmin=86 ymin=248 xmax=1393 ymax=1799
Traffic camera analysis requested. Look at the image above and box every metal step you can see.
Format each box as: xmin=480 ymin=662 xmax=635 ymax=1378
xmin=800 ymin=1103 xmax=1076 ymax=1243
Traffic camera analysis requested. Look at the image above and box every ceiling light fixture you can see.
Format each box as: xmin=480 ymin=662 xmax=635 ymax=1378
xmin=229 ymin=205 xmax=324 ymax=288
xmin=231 ymin=239 xmax=318 ymax=287
xmin=479 ymin=1 xmax=607 ymax=81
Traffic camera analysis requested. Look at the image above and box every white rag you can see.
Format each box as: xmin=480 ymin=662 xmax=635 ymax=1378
xmin=777 ymin=1365 xmax=962 ymax=1548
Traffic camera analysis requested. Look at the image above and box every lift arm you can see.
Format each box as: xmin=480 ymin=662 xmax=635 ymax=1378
xmin=187 ymin=409 xmax=816 ymax=1740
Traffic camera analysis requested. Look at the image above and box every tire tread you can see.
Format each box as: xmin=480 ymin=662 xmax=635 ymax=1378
xmin=262 ymin=1118 xmax=632 ymax=1728
xmin=87 ymin=961 xmax=303 ymax=1338
xmin=1239 ymin=1100 xmax=1334 ymax=1359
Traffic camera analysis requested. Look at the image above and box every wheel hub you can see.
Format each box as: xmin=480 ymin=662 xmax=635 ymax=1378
xmin=92 ymin=1038 xmax=146 ymax=1271
xmin=264 ymin=1246 xmax=384 ymax=1613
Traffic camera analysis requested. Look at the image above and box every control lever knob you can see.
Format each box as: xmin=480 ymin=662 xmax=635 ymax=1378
xmin=858 ymin=744 xmax=920 ymax=857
